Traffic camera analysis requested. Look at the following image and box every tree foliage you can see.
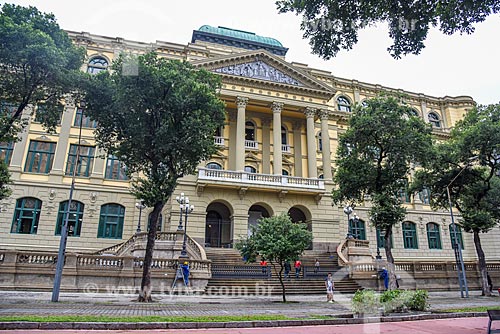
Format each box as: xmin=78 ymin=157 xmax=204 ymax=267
xmin=83 ymin=52 xmax=226 ymax=302
xmin=412 ymin=103 xmax=500 ymax=295
xmin=276 ymin=0 xmax=500 ymax=59
xmin=0 ymin=3 xmax=85 ymax=140
xmin=235 ymin=213 xmax=312 ymax=302
xmin=332 ymin=95 xmax=434 ymax=288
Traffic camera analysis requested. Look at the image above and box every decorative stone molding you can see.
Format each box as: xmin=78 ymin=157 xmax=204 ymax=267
xmin=304 ymin=107 xmax=317 ymax=118
xmin=236 ymin=96 xmax=248 ymax=109
xmin=238 ymin=187 xmax=248 ymax=200
xmin=278 ymin=190 xmax=288 ymax=203
xmin=318 ymin=109 xmax=330 ymax=120
xmin=271 ymin=101 xmax=284 ymax=114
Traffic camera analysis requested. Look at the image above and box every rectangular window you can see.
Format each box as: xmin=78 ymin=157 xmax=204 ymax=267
xmin=24 ymin=141 xmax=56 ymax=174
xmin=34 ymin=104 xmax=63 ymax=124
xmin=65 ymin=144 xmax=95 ymax=177
xmin=74 ymin=108 xmax=97 ymax=128
xmin=105 ymin=155 xmax=128 ymax=180
xmin=0 ymin=142 xmax=14 ymax=165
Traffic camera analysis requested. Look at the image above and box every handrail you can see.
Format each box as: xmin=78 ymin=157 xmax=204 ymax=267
xmin=336 ymin=239 xmax=349 ymax=266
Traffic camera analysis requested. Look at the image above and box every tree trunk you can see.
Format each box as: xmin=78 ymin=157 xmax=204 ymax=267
xmin=138 ymin=201 xmax=164 ymax=302
xmin=473 ymin=230 xmax=491 ymax=296
xmin=273 ymin=262 xmax=286 ymax=302
xmin=384 ymin=226 xmax=398 ymax=290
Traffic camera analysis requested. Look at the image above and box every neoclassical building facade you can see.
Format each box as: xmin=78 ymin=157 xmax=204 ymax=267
xmin=1 ymin=25 xmax=499 ymax=264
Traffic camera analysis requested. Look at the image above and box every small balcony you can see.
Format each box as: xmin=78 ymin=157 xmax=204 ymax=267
xmin=245 ymin=140 xmax=258 ymax=150
xmin=214 ymin=136 xmax=225 ymax=146
xmin=198 ymin=168 xmax=325 ymax=192
xmin=282 ymin=144 xmax=291 ymax=153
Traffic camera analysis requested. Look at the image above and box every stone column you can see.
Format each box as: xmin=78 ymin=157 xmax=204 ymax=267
xmin=305 ymin=107 xmax=317 ymax=178
xmin=48 ymin=102 xmax=76 ymax=183
xmin=271 ymin=102 xmax=283 ymax=175
xmin=235 ymin=97 xmax=248 ymax=171
xmin=9 ymin=106 xmax=34 ymax=178
xmin=292 ymin=121 xmax=303 ymax=177
xmin=261 ymin=117 xmax=271 ymax=174
xmin=319 ymin=109 xmax=332 ymax=180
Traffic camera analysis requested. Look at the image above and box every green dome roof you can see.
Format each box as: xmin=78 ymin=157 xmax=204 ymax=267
xmin=198 ymin=25 xmax=283 ymax=47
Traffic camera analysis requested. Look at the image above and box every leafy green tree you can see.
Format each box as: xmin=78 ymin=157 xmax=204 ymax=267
xmin=0 ymin=3 xmax=85 ymax=200
xmin=235 ymin=213 xmax=312 ymax=302
xmin=412 ymin=103 xmax=500 ymax=296
xmin=332 ymin=95 xmax=433 ymax=289
xmin=83 ymin=52 xmax=226 ymax=302
xmin=276 ymin=1 xmax=499 ymax=59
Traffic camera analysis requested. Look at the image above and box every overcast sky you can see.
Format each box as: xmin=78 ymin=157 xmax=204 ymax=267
xmin=9 ymin=0 xmax=500 ymax=104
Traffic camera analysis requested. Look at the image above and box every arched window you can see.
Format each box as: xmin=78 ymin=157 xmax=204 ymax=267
xmin=244 ymin=165 xmax=256 ymax=173
xmin=337 ymin=96 xmax=351 ymax=112
xmin=426 ymin=223 xmax=442 ymax=249
xmin=206 ymin=162 xmax=222 ymax=170
xmin=11 ymin=197 xmax=42 ymax=234
xmin=282 ymin=169 xmax=289 ymax=176
xmin=449 ymin=224 xmax=464 ymax=249
xmin=97 ymin=204 xmax=125 ymax=239
xmin=428 ymin=112 xmax=441 ymax=128
xmin=318 ymin=174 xmax=324 ymax=179
xmin=317 ymin=131 xmax=322 ymax=151
xmin=87 ymin=56 xmax=108 ymax=74
xmin=245 ymin=121 xmax=255 ymax=141
xmin=402 ymin=222 xmax=418 ymax=249
xmin=410 ymin=108 xmax=420 ymax=117
xmin=348 ymin=217 xmax=366 ymax=240
xmin=148 ymin=212 xmax=163 ymax=232
xmin=55 ymin=200 xmax=84 ymax=237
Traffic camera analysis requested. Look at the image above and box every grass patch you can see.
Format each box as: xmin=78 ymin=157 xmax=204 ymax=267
xmin=438 ymin=306 xmax=500 ymax=313
xmin=0 ymin=314 xmax=292 ymax=323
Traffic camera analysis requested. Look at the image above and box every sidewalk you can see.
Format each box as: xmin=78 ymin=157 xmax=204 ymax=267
xmin=0 ymin=289 xmax=498 ymax=330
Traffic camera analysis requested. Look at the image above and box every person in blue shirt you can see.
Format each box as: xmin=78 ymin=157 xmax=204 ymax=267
xmin=181 ymin=261 xmax=190 ymax=286
xmin=380 ymin=267 xmax=389 ymax=290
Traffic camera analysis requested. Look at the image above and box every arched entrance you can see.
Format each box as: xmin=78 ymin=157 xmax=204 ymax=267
xmin=205 ymin=202 xmax=232 ymax=248
xmin=288 ymin=206 xmax=313 ymax=249
xmin=248 ymin=204 xmax=271 ymax=236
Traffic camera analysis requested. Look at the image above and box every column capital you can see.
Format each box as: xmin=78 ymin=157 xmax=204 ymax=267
xmin=318 ymin=109 xmax=330 ymax=120
xmin=271 ymin=101 xmax=284 ymax=113
xmin=261 ymin=116 xmax=272 ymax=127
xmin=304 ymin=107 xmax=317 ymax=118
xmin=236 ymin=96 xmax=249 ymax=108
xmin=292 ymin=120 xmax=303 ymax=131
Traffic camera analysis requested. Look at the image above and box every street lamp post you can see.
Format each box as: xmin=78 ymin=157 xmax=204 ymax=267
xmin=343 ymin=206 xmax=353 ymax=238
xmin=176 ymin=193 xmax=194 ymax=259
xmin=51 ymin=102 xmax=84 ymax=302
xmin=135 ymin=200 xmax=146 ymax=233
xmin=446 ymin=158 xmax=476 ymax=298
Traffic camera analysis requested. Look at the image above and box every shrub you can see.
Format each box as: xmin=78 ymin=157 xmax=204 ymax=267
xmin=351 ymin=290 xmax=381 ymax=315
xmin=351 ymin=289 xmax=429 ymax=315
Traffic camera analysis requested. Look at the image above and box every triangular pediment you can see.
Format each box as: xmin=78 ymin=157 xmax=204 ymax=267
xmin=192 ymin=50 xmax=335 ymax=99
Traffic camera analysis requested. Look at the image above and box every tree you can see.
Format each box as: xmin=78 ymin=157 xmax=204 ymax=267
xmin=332 ymin=95 xmax=433 ymax=289
xmin=412 ymin=103 xmax=500 ymax=296
xmin=83 ymin=52 xmax=226 ymax=302
xmin=276 ymin=0 xmax=500 ymax=59
xmin=235 ymin=213 xmax=312 ymax=302
xmin=0 ymin=3 xmax=85 ymax=200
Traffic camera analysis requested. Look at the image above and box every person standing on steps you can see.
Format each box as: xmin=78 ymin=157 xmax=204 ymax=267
xmin=314 ymin=258 xmax=320 ymax=274
xmin=325 ymin=272 xmax=335 ymax=302
xmin=294 ymin=259 xmax=302 ymax=278
xmin=284 ymin=260 xmax=291 ymax=279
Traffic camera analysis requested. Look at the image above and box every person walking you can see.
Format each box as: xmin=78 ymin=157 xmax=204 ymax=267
xmin=260 ymin=259 xmax=268 ymax=276
xmin=294 ymin=259 xmax=302 ymax=278
xmin=284 ymin=260 xmax=291 ymax=279
xmin=314 ymin=258 xmax=320 ymax=274
xmin=325 ymin=272 xmax=335 ymax=302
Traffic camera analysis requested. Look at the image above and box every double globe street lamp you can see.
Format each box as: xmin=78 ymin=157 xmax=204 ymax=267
xmin=176 ymin=193 xmax=194 ymax=259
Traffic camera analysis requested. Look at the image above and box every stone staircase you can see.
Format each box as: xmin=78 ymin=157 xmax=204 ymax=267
xmin=204 ymin=248 xmax=363 ymax=295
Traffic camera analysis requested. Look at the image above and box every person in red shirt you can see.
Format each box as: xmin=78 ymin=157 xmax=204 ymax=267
xmin=260 ymin=259 xmax=268 ymax=275
xmin=294 ymin=260 xmax=302 ymax=278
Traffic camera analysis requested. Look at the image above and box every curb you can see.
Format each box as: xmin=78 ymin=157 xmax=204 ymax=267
xmin=0 ymin=312 xmax=487 ymax=330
